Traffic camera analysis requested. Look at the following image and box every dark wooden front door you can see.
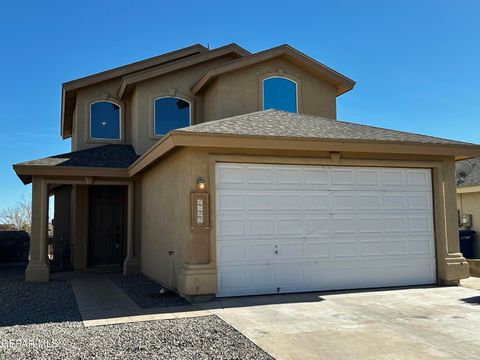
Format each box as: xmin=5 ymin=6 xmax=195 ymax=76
xmin=88 ymin=186 xmax=126 ymax=267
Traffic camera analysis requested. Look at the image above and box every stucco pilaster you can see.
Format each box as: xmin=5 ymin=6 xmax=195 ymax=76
xmin=25 ymin=176 xmax=50 ymax=282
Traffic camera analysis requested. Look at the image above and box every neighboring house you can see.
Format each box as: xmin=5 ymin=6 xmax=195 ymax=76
xmin=13 ymin=43 xmax=480 ymax=301
xmin=456 ymin=158 xmax=480 ymax=233
xmin=456 ymin=158 xmax=480 ymax=274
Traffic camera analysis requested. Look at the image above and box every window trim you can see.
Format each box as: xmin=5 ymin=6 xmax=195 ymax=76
xmin=153 ymin=95 xmax=192 ymax=136
xmin=89 ymin=100 xmax=122 ymax=140
xmin=262 ymin=76 xmax=299 ymax=114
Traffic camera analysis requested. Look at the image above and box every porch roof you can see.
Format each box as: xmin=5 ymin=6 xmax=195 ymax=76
xmin=13 ymin=144 xmax=138 ymax=184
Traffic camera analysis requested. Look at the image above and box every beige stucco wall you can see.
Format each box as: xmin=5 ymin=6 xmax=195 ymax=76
xmin=130 ymin=55 xmax=237 ymax=154
xmin=70 ymin=55 xmax=339 ymax=155
xmin=140 ymin=146 xmax=468 ymax=299
xmin=140 ymin=148 xmax=191 ymax=290
xmin=73 ymin=78 xmax=126 ymax=152
xmin=202 ymin=57 xmax=337 ymax=122
xmin=70 ymin=55 xmax=238 ymax=154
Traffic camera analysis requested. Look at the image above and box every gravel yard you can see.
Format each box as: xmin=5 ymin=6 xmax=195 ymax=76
xmin=0 ymin=267 xmax=272 ymax=360
xmin=109 ymin=273 xmax=188 ymax=308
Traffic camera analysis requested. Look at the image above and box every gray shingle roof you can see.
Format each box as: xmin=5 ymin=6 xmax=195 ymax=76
xmin=456 ymin=157 xmax=480 ymax=187
xmin=177 ymin=109 xmax=475 ymax=147
xmin=17 ymin=144 xmax=138 ymax=168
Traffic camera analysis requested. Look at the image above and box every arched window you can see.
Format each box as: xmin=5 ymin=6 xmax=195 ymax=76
xmin=154 ymin=97 xmax=191 ymax=135
xmin=90 ymin=101 xmax=121 ymax=140
xmin=263 ymin=77 xmax=297 ymax=113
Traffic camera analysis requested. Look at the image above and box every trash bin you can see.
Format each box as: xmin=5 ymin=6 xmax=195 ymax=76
xmin=459 ymin=229 xmax=476 ymax=259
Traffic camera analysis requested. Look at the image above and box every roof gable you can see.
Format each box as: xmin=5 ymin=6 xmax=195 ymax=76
xmin=117 ymin=44 xmax=250 ymax=98
xmin=61 ymin=44 xmax=207 ymax=139
xmin=191 ymin=45 xmax=355 ymax=96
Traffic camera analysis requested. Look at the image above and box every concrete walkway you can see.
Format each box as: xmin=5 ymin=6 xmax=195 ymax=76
xmin=461 ymin=276 xmax=480 ymax=291
xmin=71 ymin=275 xmax=210 ymax=327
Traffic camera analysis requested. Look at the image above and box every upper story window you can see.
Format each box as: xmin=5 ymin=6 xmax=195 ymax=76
xmin=263 ymin=77 xmax=297 ymax=113
xmin=90 ymin=101 xmax=121 ymax=140
xmin=154 ymin=97 xmax=191 ymax=135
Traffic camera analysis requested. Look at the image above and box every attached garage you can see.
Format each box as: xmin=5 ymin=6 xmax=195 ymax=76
xmin=133 ymin=110 xmax=475 ymax=301
xmin=216 ymin=163 xmax=436 ymax=297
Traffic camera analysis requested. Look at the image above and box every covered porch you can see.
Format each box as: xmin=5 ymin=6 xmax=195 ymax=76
xmin=13 ymin=145 xmax=141 ymax=281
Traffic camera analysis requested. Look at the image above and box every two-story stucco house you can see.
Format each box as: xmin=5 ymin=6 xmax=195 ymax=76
xmin=14 ymin=43 xmax=480 ymax=300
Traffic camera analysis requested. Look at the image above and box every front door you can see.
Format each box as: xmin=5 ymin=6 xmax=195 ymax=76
xmin=88 ymin=186 xmax=126 ymax=267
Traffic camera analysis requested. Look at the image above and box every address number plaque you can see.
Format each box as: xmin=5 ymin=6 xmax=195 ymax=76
xmin=191 ymin=192 xmax=210 ymax=230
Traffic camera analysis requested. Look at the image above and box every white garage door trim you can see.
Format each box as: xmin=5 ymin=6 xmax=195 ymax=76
xmin=215 ymin=163 xmax=436 ymax=297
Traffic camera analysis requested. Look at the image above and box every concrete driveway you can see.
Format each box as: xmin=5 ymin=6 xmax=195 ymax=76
xmin=203 ymin=281 xmax=480 ymax=360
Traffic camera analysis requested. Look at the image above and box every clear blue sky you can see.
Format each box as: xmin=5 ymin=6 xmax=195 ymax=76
xmin=0 ymin=0 xmax=479 ymax=209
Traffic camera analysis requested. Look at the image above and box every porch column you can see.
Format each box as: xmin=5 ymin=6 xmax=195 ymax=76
xmin=123 ymin=182 xmax=140 ymax=275
xmin=25 ymin=177 xmax=50 ymax=282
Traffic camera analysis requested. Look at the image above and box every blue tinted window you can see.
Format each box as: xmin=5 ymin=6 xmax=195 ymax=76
xmin=90 ymin=101 xmax=120 ymax=139
xmin=263 ymin=77 xmax=297 ymax=113
xmin=154 ymin=97 xmax=190 ymax=135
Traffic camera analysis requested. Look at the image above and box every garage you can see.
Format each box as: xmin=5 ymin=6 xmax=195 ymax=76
xmin=215 ymin=163 xmax=437 ymax=297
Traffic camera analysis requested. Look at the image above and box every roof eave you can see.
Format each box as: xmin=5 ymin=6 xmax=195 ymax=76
xmin=128 ymin=131 xmax=480 ymax=177
xmin=457 ymin=184 xmax=480 ymax=193
xmin=13 ymin=164 xmax=130 ymax=185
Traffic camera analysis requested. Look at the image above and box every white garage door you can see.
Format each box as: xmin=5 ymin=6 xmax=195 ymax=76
xmin=215 ymin=163 xmax=436 ymax=297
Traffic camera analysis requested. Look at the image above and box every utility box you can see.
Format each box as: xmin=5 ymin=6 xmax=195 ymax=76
xmin=459 ymin=229 xmax=476 ymax=259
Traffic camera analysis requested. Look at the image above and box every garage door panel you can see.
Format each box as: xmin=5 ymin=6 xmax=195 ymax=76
xmin=331 ymin=168 xmax=355 ymax=185
xmin=410 ymin=236 xmax=435 ymax=256
xmin=384 ymin=194 xmax=407 ymax=210
xmin=408 ymin=193 xmax=432 ymax=210
xmin=304 ymin=193 xmax=331 ymax=211
xmin=305 ymin=216 xmax=331 ymax=235
xmin=357 ymin=169 xmax=381 ymax=185
xmin=385 ymin=239 xmax=409 ymax=256
xmin=276 ymin=193 xmax=303 ymax=210
xmin=245 ymin=241 xmax=276 ymax=262
xmin=333 ymin=240 xmax=359 ymax=257
xmin=304 ymin=168 xmax=329 ymax=185
xmin=332 ymin=193 xmax=356 ymax=210
xmin=246 ymin=166 xmax=275 ymax=184
xmin=304 ymin=240 xmax=331 ymax=258
xmin=217 ymin=216 xmax=245 ymax=237
xmin=332 ymin=216 xmax=357 ymax=234
xmin=276 ymin=241 xmax=304 ymax=260
xmin=408 ymin=216 xmax=434 ymax=233
xmin=384 ymin=216 xmax=408 ymax=233
xmin=358 ymin=216 xmax=383 ymax=233
xmin=217 ymin=241 xmax=245 ymax=263
xmin=275 ymin=263 xmax=305 ymax=288
xmin=358 ymin=194 xmax=382 ymax=210
xmin=216 ymin=163 xmax=436 ymax=297
xmin=216 ymin=164 xmax=244 ymax=185
xmin=276 ymin=167 xmax=304 ymax=185
xmin=407 ymin=169 xmax=431 ymax=187
xmin=217 ymin=191 xmax=245 ymax=211
xmin=305 ymin=263 xmax=333 ymax=287
xmin=358 ymin=239 xmax=385 ymax=256
xmin=246 ymin=192 xmax=275 ymax=211
xmin=276 ymin=217 xmax=304 ymax=235
xmin=246 ymin=217 xmax=275 ymax=236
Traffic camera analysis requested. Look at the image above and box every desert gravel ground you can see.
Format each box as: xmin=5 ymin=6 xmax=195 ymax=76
xmin=0 ymin=266 xmax=272 ymax=360
xmin=109 ymin=273 xmax=188 ymax=308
